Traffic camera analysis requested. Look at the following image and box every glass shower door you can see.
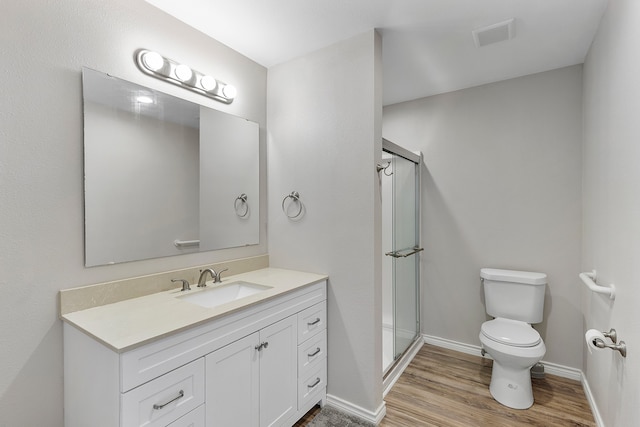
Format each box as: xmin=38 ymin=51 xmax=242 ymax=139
xmin=382 ymin=140 xmax=421 ymax=375
xmin=388 ymin=153 xmax=420 ymax=360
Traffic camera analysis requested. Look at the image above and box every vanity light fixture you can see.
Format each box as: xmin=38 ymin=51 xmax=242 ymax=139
xmin=141 ymin=50 xmax=164 ymax=71
xmin=174 ymin=63 xmax=193 ymax=82
xmin=199 ymin=75 xmax=217 ymax=91
xmin=135 ymin=49 xmax=236 ymax=104
xmin=222 ymin=84 xmax=237 ymax=99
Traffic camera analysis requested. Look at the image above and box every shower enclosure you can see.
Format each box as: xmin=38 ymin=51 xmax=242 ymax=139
xmin=381 ymin=139 xmax=422 ymax=376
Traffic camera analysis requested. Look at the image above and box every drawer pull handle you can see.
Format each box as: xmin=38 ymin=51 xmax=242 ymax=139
xmin=307 ymin=377 xmax=321 ymax=389
xmin=255 ymin=341 xmax=269 ymax=351
xmin=153 ymin=390 xmax=184 ymax=410
xmin=308 ymin=347 xmax=321 ymax=357
xmin=307 ymin=318 xmax=321 ymax=326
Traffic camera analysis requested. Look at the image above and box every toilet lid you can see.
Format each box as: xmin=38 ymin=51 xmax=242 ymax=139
xmin=481 ymin=318 xmax=541 ymax=347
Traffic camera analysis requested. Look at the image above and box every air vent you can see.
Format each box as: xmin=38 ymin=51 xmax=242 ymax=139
xmin=472 ymin=18 xmax=515 ymax=48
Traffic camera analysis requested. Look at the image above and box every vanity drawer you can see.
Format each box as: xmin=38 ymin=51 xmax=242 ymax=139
xmin=298 ymin=330 xmax=326 ymax=376
xmin=166 ymin=405 xmax=205 ymax=427
xmin=297 ymin=301 xmax=326 ymax=343
xmin=298 ymin=363 xmax=327 ymax=410
xmin=121 ymin=358 xmax=204 ymax=427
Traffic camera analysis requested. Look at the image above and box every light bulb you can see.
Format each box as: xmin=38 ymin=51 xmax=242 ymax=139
xmin=222 ymin=84 xmax=237 ymax=99
xmin=199 ymin=75 xmax=217 ymax=91
xmin=141 ymin=51 xmax=164 ymax=72
xmin=136 ymin=95 xmax=154 ymax=104
xmin=174 ymin=64 xmax=193 ymax=82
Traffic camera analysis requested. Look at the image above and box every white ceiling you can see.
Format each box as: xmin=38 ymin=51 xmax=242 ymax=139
xmin=146 ymin=0 xmax=607 ymax=105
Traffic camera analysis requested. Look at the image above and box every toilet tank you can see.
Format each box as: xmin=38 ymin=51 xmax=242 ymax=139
xmin=481 ymin=268 xmax=547 ymax=323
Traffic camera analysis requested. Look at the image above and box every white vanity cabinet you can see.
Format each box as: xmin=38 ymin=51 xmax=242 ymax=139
xmin=63 ymin=279 xmax=327 ymax=427
xmin=206 ymin=316 xmax=298 ymax=427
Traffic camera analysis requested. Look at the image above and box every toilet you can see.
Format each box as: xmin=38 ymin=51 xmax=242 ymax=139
xmin=479 ymin=268 xmax=547 ymax=409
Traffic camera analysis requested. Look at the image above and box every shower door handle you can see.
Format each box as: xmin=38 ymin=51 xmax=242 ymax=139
xmin=385 ymin=246 xmax=423 ymax=258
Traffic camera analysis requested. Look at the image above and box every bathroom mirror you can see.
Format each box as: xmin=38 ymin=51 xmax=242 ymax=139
xmin=82 ymin=68 xmax=259 ymax=266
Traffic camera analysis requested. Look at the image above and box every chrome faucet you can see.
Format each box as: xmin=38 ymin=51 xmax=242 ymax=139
xmin=198 ymin=267 xmax=229 ymax=286
xmin=198 ymin=269 xmax=216 ymax=287
xmin=213 ymin=268 xmax=229 ymax=283
xmin=171 ymin=278 xmax=191 ymax=292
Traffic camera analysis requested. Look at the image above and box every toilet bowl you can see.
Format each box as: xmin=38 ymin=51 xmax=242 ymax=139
xmin=480 ymin=318 xmax=546 ymax=409
xmin=479 ymin=268 xmax=547 ymax=409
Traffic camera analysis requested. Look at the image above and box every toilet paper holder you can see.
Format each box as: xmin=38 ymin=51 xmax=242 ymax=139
xmin=592 ymin=328 xmax=627 ymax=358
xmin=602 ymin=328 xmax=617 ymax=343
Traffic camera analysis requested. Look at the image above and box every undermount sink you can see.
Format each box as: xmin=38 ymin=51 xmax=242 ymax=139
xmin=177 ymin=281 xmax=272 ymax=309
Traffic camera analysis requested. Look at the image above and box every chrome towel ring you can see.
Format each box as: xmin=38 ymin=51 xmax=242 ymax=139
xmin=282 ymin=191 xmax=303 ymax=219
xmin=234 ymin=193 xmax=249 ymax=218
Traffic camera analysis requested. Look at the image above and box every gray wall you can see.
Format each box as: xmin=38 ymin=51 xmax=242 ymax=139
xmin=0 ymin=1 xmax=267 ymax=425
xmin=383 ymin=65 xmax=584 ymax=369
xmin=582 ymin=0 xmax=640 ymax=425
xmin=267 ymin=31 xmax=385 ymax=417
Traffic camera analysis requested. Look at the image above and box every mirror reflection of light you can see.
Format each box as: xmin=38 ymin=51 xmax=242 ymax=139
xmin=136 ymin=95 xmax=154 ymax=104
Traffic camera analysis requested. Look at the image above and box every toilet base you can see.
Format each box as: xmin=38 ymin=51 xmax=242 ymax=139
xmin=489 ymin=362 xmax=534 ymax=409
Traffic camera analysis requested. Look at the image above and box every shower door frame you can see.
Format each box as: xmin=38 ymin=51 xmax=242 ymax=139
xmin=382 ymin=138 xmax=422 ymax=377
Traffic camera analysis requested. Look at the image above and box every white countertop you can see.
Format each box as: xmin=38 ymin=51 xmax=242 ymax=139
xmin=62 ymin=268 xmax=327 ymax=352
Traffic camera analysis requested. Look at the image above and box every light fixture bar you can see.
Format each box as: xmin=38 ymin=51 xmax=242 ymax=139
xmin=135 ymin=49 xmax=236 ymax=104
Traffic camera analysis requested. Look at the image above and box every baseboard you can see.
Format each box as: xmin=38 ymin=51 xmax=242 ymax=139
xmin=383 ymin=338 xmax=423 ymax=396
xmin=325 ymin=394 xmax=386 ymax=425
xmin=540 ymin=360 xmax=582 ymax=381
xmin=423 ymin=334 xmax=484 ymax=358
xmin=422 ymin=334 xmax=582 ymax=381
xmin=581 ymin=373 xmax=604 ymax=427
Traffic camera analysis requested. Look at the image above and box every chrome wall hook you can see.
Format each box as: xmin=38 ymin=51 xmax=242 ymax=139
xmin=376 ymin=161 xmax=393 ymax=176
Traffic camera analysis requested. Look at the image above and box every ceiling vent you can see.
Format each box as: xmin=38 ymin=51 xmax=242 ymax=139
xmin=472 ymin=18 xmax=515 ymax=48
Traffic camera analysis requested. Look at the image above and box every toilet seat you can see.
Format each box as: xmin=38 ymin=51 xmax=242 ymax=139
xmin=481 ymin=318 xmax=541 ymax=347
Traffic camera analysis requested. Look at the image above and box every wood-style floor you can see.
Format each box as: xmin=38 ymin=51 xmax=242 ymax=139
xmin=296 ymin=345 xmax=596 ymax=426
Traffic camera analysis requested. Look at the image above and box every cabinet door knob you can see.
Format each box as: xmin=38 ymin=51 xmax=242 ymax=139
xmin=255 ymin=342 xmax=269 ymax=351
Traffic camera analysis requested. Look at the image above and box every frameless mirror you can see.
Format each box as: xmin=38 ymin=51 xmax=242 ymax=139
xmin=82 ymin=68 xmax=259 ymax=267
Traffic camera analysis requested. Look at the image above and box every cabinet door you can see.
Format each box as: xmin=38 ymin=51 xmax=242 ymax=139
xmin=259 ymin=316 xmax=298 ymax=427
xmin=206 ymin=332 xmax=260 ymax=426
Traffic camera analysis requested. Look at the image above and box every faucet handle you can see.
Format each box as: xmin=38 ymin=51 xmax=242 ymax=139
xmin=215 ymin=268 xmax=229 ymax=283
xmin=171 ymin=278 xmax=191 ymax=292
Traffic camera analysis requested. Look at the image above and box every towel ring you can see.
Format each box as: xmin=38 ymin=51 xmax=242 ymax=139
xmin=234 ymin=193 xmax=249 ymax=218
xmin=282 ymin=191 xmax=303 ymax=219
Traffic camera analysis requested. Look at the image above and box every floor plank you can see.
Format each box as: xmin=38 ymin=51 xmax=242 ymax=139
xmin=295 ymin=345 xmax=595 ymax=426
xmin=381 ymin=345 xmax=595 ymax=427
